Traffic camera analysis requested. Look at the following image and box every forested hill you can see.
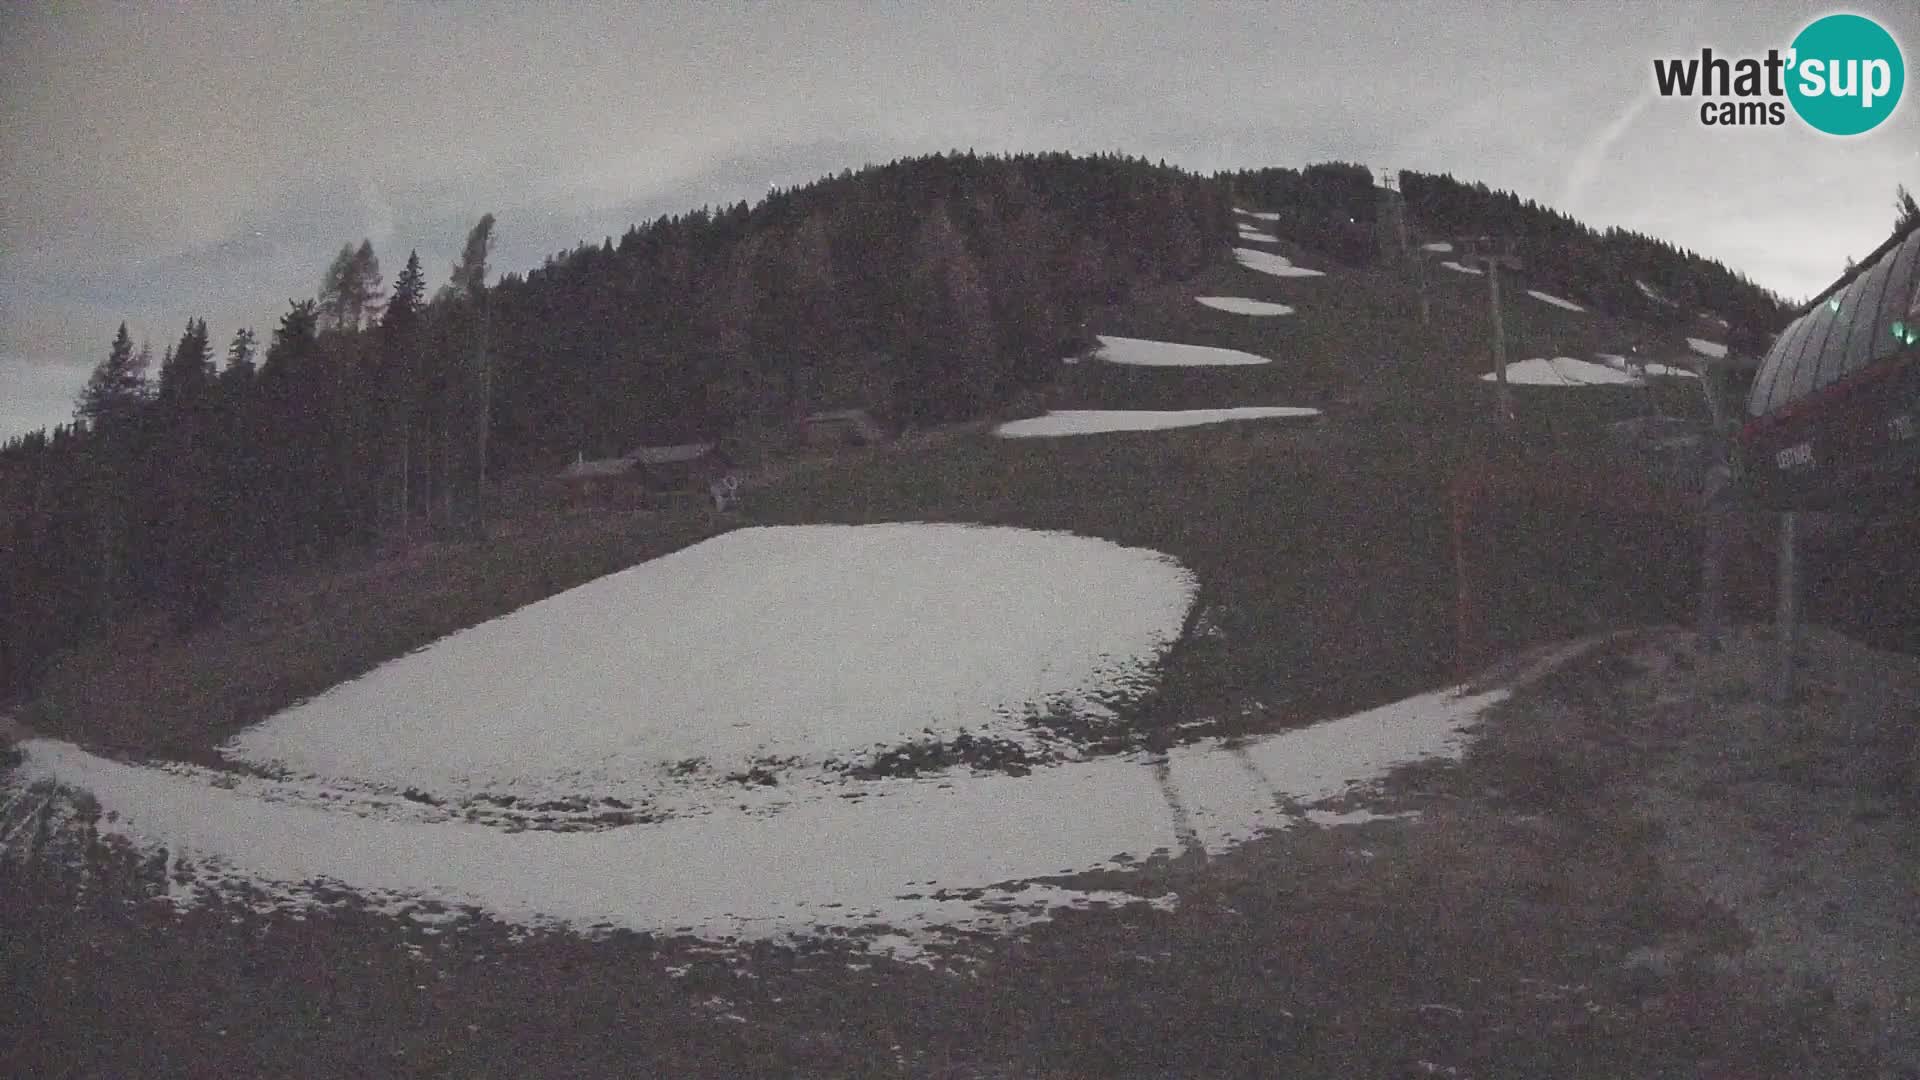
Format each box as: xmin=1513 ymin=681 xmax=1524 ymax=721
xmin=1223 ymin=162 xmax=1797 ymax=353
xmin=489 ymin=152 xmax=1228 ymax=461
xmin=1 ymin=150 xmax=1796 ymax=696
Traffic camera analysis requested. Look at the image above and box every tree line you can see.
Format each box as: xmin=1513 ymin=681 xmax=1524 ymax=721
xmin=0 ymin=151 xmax=1228 ymax=693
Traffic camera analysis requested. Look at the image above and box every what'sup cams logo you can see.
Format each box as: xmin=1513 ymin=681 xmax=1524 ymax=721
xmin=1654 ymin=13 xmax=1904 ymax=134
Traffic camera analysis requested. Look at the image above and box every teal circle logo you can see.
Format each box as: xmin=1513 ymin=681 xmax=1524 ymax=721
xmin=1787 ymin=14 xmax=1904 ymax=135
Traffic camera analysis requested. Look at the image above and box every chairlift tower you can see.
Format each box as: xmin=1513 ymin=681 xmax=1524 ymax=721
xmin=1456 ymin=236 xmax=1524 ymax=425
xmin=1377 ymin=168 xmax=1430 ymax=326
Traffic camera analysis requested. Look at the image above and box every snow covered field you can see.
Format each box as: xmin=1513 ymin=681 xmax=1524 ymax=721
xmin=1194 ymin=296 xmax=1294 ymax=316
xmin=1526 ymin=289 xmax=1586 ymax=312
xmin=1687 ymin=337 xmax=1728 ymax=359
xmin=1234 ymin=208 xmax=1280 ymax=221
xmin=1093 ymin=334 xmax=1272 ymax=367
xmin=217 ymin=525 xmax=1194 ymax=814
xmin=1440 ymin=260 xmax=1483 ymax=276
xmin=0 ymin=516 xmax=1549 ymax=955
xmin=1237 ymin=227 xmax=1279 ymax=243
xmin=1234 ymin=248 xmax=1325 ymax=278
xmin=1480 ymin=356 xmax=1644 ymax=387
xmin=9 ymin=667 xmax=1512 ymax=951
xmin=1420 ymin=241 xmax=1452 ymax=253
xmin=995 ymin=407 xmax=1321 ymax=438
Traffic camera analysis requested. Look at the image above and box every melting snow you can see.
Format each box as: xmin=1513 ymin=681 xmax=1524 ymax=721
xmin=1635 ymin=280 xmax=1678 ymax=307
xmin=1687 ymin=337 xmax=1728 ymax=359
xmin=1526 ymin=290 xmax=1586 ymax=312
xmin=1195 ymin=296 xmax=1295 ymax=316
xmin=1440 ymin=261 xmax=1483 ymax=276
xmin=1596 ymin=354 xmax=1699 ymax=379
xmin=221 ymin=525 xmax=1198 ymax=815
xmin=1234 ymin=248 xmax=1325 ymax=278
xmin=1234 ymin=208 xmax=1281 ymax=221
xmin=1237 ymin=227 xmax=1279 ymax=243
xmin=11 ymin=671 xmax=1517 ymax=951
xmin=1480 ymin=357 xmax=1644 ymax=387
xmin=1093 ymin=334 xmax=1271 ymax=367
xmin=995 ymin=408 xmax=1321 ymax=438
xmin=1420 ymin=242 xmax=1453 ymax=253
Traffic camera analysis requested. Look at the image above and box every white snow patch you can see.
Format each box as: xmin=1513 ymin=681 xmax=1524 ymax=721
xmin=1093 ymin=334 xmax=1272 ymax=367
xmin=1634 ymin=280 xmax=1678 ymax=307
xmin=1480 ymin=357 xmax=1645 ymax=387
xmin=1420 ymin=242 xmax=1453 ymax=253
xmin=1596 ymin=354 xmax=1698 ymax=379
xmin=1194 ymin=296 xmax=1295 ymax=316
xmin=1526 ymin=290 xmax=1586 ymax=312
xmin=1440 ymin=261 xmax=1483 ymax=276
xmin=12 ymin=676 xmax=1512 ymax=950
xmin=223 ymin=524 xmax=1198 ymax=815
xmin=1237 ymin=227 xmax=1279 ymax=243
xmin=1687 ymin=337 xmax=1728 ymax=359
xmin=1234 ymin=248 xmax=1325 ymax=279
xmin=994 ymin=408 xmax=1321 ymax=439
xmin=1234 ymin=208 xmax=1281 ymax=221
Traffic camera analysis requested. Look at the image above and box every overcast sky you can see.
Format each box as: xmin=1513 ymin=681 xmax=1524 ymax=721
xmin=2 ymin=0 xmax=1915 ymax=440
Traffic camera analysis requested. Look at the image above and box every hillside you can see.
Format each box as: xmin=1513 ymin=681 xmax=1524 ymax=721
xmin=0 ymin=151 xmax=1801 ymax=703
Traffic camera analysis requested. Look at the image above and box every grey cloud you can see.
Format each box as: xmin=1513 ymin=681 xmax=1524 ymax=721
xmin=4 ymin=0 xmax=1916 ymax=369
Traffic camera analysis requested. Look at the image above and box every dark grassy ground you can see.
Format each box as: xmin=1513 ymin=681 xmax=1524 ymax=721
xmin=2 ymin=635 xmax=1884 ymax=1078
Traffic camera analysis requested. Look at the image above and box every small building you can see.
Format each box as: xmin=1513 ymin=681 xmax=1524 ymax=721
xmin=559 ymin=452 xmax=643 ymax=501
xmin=630 ymin=442 xmax=733 ymax=493
xmin=558 ymin=442 xmax=735 ymax=504
xmin=800 ymin=408 xmax=886 ymax=448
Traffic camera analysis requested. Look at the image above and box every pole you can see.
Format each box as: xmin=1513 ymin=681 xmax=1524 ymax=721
xmin=1488 ymin=257 xmax=1511 ymax=424
xmin=475 ymin=298 xmax=491 ymax=534
xmin=1698 ymin=460 xmax=1731 ymax=652
xmin=1454 ymin=472 xmax=1477 ymax=675
xmin=1388 ymin=179 xmax=1431 ymax=326
xmin=1772 ymin=511 xmax=1798 ymax=704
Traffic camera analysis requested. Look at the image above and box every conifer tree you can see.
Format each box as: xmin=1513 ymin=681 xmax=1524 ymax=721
xmin=75 ymin=322 xmax=152 ymax=427
xmin=157 ymin=318 xmax=214 ymax=401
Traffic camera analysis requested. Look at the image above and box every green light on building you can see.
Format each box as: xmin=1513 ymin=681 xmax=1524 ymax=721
xmin=1829 ymin=297 xmax=1842 ymax=312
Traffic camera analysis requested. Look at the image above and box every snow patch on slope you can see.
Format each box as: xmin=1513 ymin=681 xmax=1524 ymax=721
xmin=995 ymin=408 xmax=1320 ymax=438
xmin=1526 ymin=290 xmax=1586 ymax=312
xmin=1195 ymin=296 xmax=1295 ymax=316
xmin=1234 ymin=248 xmax=1325 ymax=279
xmin=1094 ymin=334 xmax=1272 ymax=367
xmin=1481 ymin=356 xmax=1644 ymax=387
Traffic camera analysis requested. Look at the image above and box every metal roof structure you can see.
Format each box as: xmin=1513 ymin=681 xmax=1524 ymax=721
xmin=1734 ymin=224 xmax=1920 ymax=513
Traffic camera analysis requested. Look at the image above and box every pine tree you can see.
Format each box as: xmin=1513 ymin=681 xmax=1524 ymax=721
xmin=75 ymin=322 xmax=152 ymax=427
xmin=318 ymin=240 xmax=385 ymax=330
xmin=445 ymin=215 xmax=496 ymax=528
xmin=157 ymin=318 xmax=214 ymax=400
xmin=319 ymin=243 xmax=357 ymax=330
xmin=222 ymin=328 xmax=257 ymax=384
xmin=381 ymin=251 xmax=426 ymax=534
xmin=1897 ymin=184 xmax=1919 ymax=233
xmin=349 ymin=240 xmax=384 ymax=329
xmin=383 ymin=250 xmax=426 ymax=334
xmin=446 ymin=214 xmax=496 ymax=302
